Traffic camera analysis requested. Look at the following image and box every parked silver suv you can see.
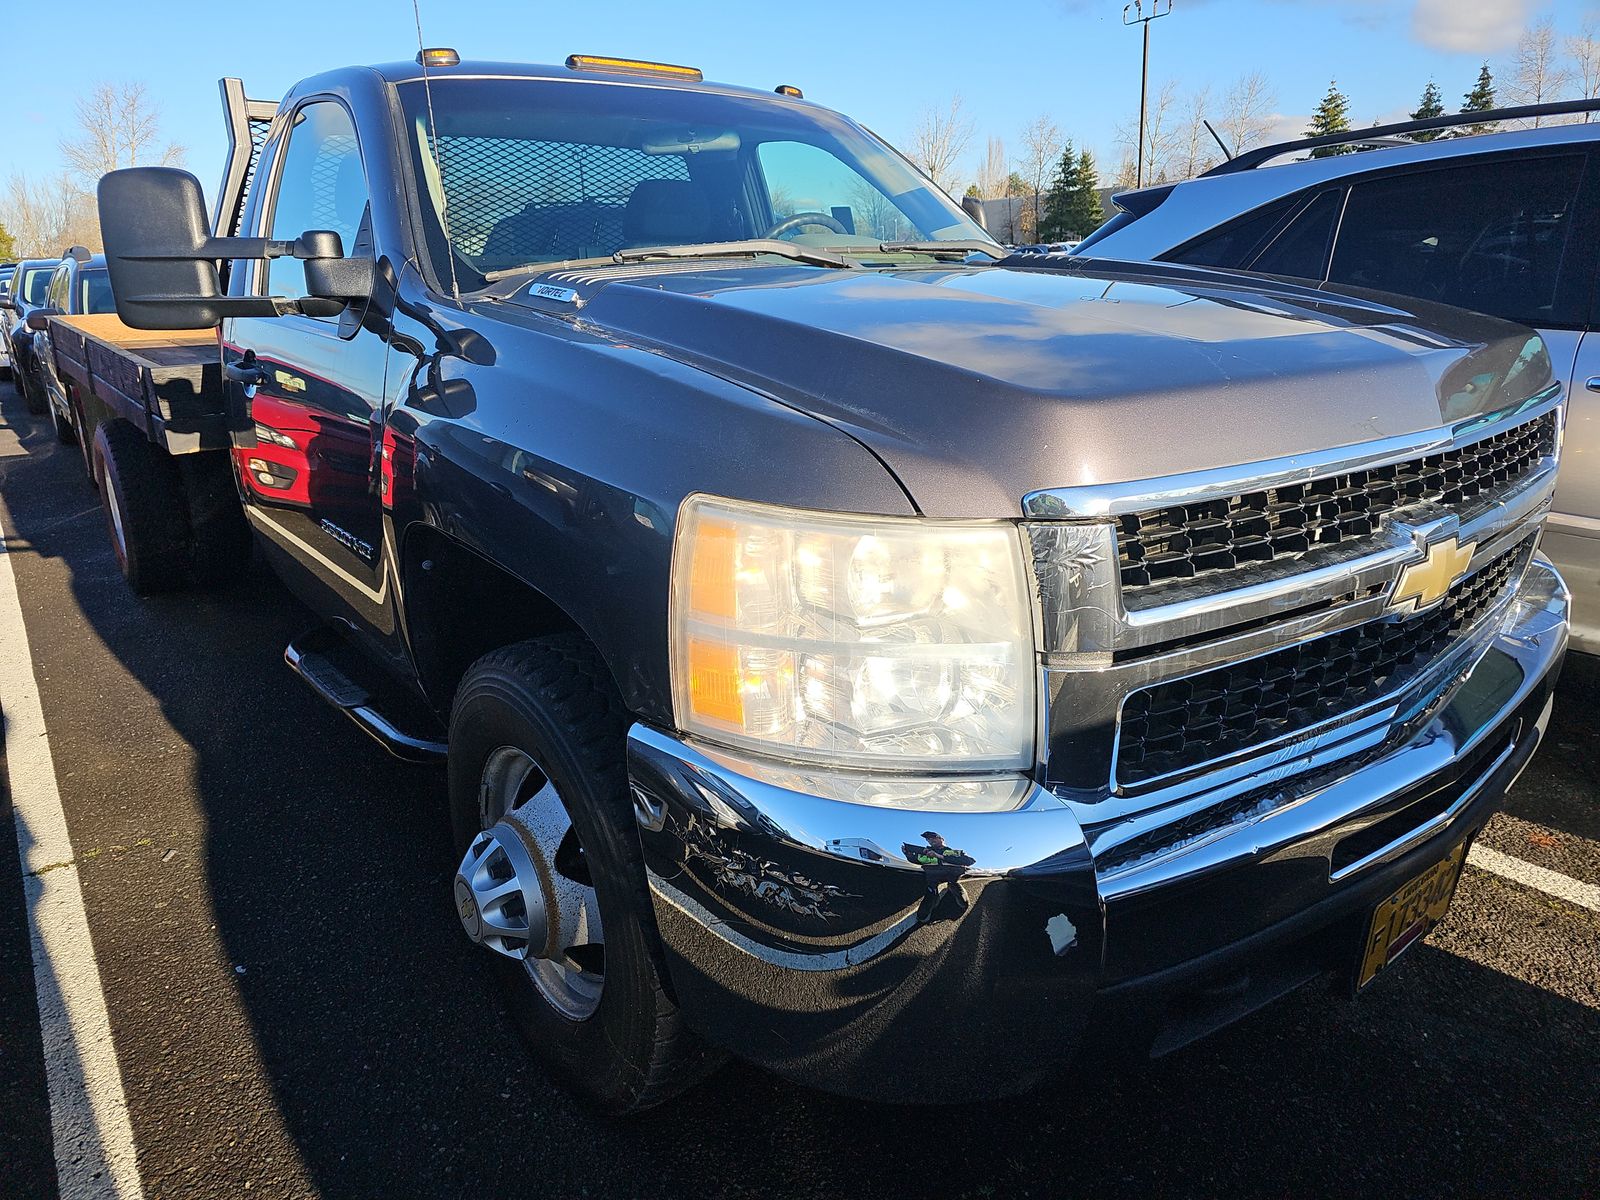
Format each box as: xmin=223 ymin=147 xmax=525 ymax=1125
xmin=1076 ymin=100 xmax=1600 ymax=653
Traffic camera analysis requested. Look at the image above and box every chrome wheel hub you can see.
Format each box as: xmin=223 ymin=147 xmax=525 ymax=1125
xmin=454 ymin=746 xmax=604 ymax=1020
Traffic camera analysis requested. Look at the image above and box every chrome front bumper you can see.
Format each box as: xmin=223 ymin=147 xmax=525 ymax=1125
xmin=627 ymin=560 xmax=1569 ymax=1102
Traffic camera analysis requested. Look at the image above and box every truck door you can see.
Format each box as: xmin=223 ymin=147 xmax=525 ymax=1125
xmin=223 ymin=98 xmax=390 ymax=626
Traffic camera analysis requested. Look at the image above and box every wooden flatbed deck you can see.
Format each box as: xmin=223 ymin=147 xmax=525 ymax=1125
xmin=48 ymin=313 xmax=231 ymax=454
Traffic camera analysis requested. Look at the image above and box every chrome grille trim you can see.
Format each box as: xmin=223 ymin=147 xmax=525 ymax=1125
xmin=1113 ymin=411 xmax=1555 ymax=591
xmin=1039 ymin=516 xmax=1542 ymax=806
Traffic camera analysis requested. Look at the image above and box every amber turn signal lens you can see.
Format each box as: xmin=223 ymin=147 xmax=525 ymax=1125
xmin=685 ymin=639 xmax=743 ymax=725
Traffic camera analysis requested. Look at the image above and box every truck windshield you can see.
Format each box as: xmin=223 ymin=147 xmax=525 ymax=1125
xmin=397 ymin=77 xmax=995 ymax=289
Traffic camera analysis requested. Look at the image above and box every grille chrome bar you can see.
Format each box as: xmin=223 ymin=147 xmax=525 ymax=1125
xmin=1114 ymin=411 xmax=1554 ymax=592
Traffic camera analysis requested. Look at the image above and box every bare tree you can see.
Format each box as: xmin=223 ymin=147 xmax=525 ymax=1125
xmin=59 ymin=80 xmax=184 ymax=188
xmin=1116 ymin=79 xmax=1180 ymax=185
xmin=1506 ymin=16 xmax=1572 ymax=126
xmin=1110 ymin=152 xmax=1139 ymax=192
xmin=3 ymin=173 xmax=100 ymax=255
xmin=1216 ymin=71 xmax=1277 ymax=157
xmin=975 ymin=136 xmax=1008 ymax=199
xmin=1173 ymin=85 xmax=1218 ymax=180
xmin=1015 ymin=115 xmax=1064 ymax=241
xmin=1568 ymin=16 xmax=1600 ymax=120
xmin=907 ymin=94 xmax=974 ymax=194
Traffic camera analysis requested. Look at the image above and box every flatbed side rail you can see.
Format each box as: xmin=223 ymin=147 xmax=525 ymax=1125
xmin=47 ymin=315 xmax=230 ymax=454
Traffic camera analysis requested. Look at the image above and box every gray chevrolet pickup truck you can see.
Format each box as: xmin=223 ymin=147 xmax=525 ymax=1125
xmin=90 ymin=54 xmax=1567 ymax=1111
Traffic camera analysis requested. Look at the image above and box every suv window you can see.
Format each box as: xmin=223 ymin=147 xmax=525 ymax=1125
xmin=46 ymin=264 xmax=70 ymax=311
xmin=1251 ymin=190 xmax=1343 ymax=280
xmin=1328 ymin=154 xmax=1585 ymax=326
xmin=78 ymin=269 xmax=114 ymax=315
xmin=1166 ymin=198 xmax=1296 ymax=268
xmin=266 ymin=100 xmax=368 ymax=301
xmin=18 ymin=267 xmax=53 ymax=307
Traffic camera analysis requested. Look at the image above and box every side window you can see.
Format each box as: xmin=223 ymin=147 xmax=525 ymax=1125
xmin=80 ymin=270 xmax=115 ymax=315
xmin=1328 ymin=155 xmax=1585 ymax=326
xmin=46 ymin=265 xmax=70 ymax=310
xmin=265 ymin=101 xmax=367 ymax=302
xmin=1165 ymin=198 xmax=1296 ymax=268
xmin=1250 ymin=189 xmax=1343 ymax=280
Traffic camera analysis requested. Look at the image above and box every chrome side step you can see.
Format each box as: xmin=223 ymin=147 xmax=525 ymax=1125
xmin=285 ymin=630 xmax=447 ymax=763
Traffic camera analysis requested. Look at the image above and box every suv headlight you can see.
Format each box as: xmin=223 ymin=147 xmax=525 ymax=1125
xmin=670 ymin=495 xmax=1037 ymax=772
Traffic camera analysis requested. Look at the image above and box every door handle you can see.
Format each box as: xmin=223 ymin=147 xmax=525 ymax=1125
xmin=225 ymin=360 xmax=268 ymax=388
xmin=1584 ymin=376 xmax=1600 ymax=393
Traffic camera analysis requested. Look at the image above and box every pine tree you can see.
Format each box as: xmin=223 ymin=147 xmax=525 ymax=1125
xmin=1305 ymin=80 xmax=1354 ymax=156
xmin=1060 ymin=150 xmax=1104 ymax=240
xmin=1039 ymin=142 xmax=1079 ymax=242
xmin=1411 ymin=80 xmax=1445 ymax=141
xmin=1456 ymin=63 xmax=1497 ymax=137
xmin=0 ymin=223 xmax=15 ymax=262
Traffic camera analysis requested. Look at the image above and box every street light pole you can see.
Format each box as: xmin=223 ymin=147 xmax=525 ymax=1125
xmin=1124 ymin=0 xmax=1173 ymax=189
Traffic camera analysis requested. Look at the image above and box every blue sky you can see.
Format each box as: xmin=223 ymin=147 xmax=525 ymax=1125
xmin=2 ymin=0 xmax=1594 ymax=197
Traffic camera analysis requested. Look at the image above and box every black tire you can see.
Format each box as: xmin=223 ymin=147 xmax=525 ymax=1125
xmin=48 ymin=390 xmax=77 ymax=446
xmin=448 ymin=635 xmax=720 ymax=1113
xmin=22 ymin=369 xmax=46 ymax=416
xmin=92 ymin=421 xmax=192 ymax=595
xmin=178 ymin=453 xmax=252 ymax=585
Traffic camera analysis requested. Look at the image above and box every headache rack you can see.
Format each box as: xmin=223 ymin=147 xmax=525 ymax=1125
xmin=213 ymin=78 xmax=278 ymax=246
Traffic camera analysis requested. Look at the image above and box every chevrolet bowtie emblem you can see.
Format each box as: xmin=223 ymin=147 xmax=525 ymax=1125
xmin=1391 ymin=535 xmax=1476 ymax=612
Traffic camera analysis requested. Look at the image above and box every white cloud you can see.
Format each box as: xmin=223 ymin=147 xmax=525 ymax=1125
xmin=1411 ymin=0 xmax=1533 ymax=54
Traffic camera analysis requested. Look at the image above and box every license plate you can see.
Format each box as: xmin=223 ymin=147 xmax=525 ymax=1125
xmin=1357 ymin=843 xmax=1467 ymax=990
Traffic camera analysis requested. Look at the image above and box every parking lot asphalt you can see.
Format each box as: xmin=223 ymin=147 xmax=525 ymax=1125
xmin=0 ymin=384 xmax=1597 ymax=1200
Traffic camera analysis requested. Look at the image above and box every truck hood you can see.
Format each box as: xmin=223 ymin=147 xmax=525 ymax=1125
xmin=505 ymin=257 xmax=1554 ymax=517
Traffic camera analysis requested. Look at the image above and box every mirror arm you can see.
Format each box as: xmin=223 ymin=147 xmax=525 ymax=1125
xmin=121 ymin=230 xmax=345 ymax=264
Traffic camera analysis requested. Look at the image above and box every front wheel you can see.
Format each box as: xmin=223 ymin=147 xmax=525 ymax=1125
xmin=448 ymin=636 xmax=719 ymax=1113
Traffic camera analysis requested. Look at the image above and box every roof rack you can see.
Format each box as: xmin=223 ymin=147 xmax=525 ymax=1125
xmin=1202 ymin=97 xmax=1600 ymax=177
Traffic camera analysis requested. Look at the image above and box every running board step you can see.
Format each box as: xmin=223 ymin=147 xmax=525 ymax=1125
xmin=285 ymin=628 xmax=447 ymax=763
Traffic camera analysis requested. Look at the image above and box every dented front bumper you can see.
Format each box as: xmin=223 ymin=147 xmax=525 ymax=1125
xmin=626 ymin=560 xmax=1569 ymax=1103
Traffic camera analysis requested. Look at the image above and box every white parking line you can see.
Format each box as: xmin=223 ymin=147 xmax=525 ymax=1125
xmin=1468 ymin=844 xmax=1600 ymax=914
xmin=0 ymin=514 xmax=144 ymax=1198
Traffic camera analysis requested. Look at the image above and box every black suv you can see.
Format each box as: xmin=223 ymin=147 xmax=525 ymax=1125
xmin=1 ymin=256 xmax=61 ymax=414
xmin=32 ymin=249 xmax=115 ymax=443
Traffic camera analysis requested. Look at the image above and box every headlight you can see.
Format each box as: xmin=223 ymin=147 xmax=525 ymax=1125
xmin=670 ymin=495 xmax=1037 ymax=772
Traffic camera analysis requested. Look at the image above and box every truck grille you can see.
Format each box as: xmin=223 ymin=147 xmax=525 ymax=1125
xmin=1115 ymin=412 xmax=1555 ymax=591
xmin=1115 ymin=541 xmax=1526 ymax=786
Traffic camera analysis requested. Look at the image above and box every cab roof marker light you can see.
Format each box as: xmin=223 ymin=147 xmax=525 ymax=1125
xmin=775 ymin=84 xmax=803 ymax=98
xmin=415 ymin=47 xmax=461 ymax=67
xmin=565 ymin=54 xmax=704 ymax=81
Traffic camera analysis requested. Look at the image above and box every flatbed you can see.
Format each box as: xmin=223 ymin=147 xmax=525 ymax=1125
xmin=46 ymin=313 xmax=228 ymax=454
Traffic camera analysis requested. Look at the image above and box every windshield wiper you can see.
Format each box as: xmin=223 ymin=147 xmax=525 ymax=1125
xmin=875 ymin=240 xmax=1004 ymax=259
xmin=614 ymin=240 xmax=855 ymax=269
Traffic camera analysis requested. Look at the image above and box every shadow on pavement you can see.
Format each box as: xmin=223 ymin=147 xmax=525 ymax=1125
xmin=0 ymin=384 xmax=1595 ymax=1200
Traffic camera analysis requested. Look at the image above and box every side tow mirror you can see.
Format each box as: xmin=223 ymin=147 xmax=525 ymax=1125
xmin=960 ymin=194 xmax=989 ymax=232
xmin=26 ymin=307 xmax=61 ymax=332
xmin=0 ymin=296 xmax=16 ymax=312
xmin=99 ymin=166 xmax=373 ymax=330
